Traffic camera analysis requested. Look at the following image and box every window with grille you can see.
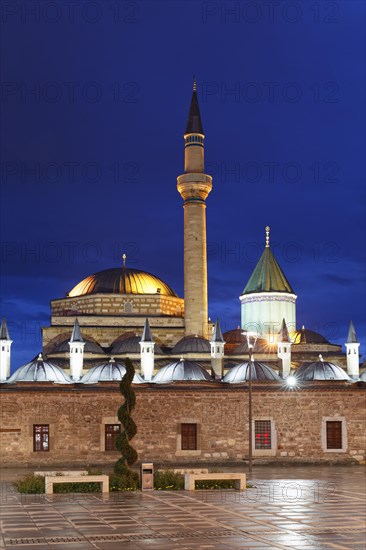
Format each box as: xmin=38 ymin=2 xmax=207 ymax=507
xmin=33 ymin=425 xmax=49 ymax=452
xmin=105 ymin=424 xmax=121 ymax=451
xmin=255 ymin=420 xmax=272 ymax=450
xmin=326 ymin=421 xmax=342 ymax=449
xmin=181 ymin=423 xmax=197 ymax=450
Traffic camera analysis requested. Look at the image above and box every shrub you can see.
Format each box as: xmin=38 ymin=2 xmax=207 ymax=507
xmin=109 ymin=471 xmax=139 ymax=491
xmin=114 ymin=357 xmax=138 ymax=475
xmin=154 ymin=470 xmax=184 ymax=490
xmin=15 ymin=475 xmax=45 ymax=494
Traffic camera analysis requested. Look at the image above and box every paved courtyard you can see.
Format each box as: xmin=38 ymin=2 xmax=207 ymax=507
xmin=0 ymin=466 xmax=365 ymax=549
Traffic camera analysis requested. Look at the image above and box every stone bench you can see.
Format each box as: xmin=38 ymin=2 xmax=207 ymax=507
xmin=45 ymin=475 xmax=109 ymax=494
xmin=35 ymin=470 xmax=88 ymax=477
xmin=184 ymin=472 xmax=246 ymax=491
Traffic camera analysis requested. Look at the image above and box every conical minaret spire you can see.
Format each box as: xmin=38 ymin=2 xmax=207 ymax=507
xmin=177 ymin=80 xmax=212 ymax=338
xmin=346 ymin=320 xmax=358 ymax=343
xmin=185 ymin=78 xmax=204 ymax=135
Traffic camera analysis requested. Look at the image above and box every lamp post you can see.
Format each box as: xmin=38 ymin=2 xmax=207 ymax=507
xmin=244 ymin=331 xmax=257 ymax=475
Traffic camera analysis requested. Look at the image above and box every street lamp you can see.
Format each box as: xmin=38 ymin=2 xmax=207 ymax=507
xmin=244 ymin=331 xmax=258 ymax=474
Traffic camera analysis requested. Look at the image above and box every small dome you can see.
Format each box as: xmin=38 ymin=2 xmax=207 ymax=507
xmin=111 ymin=335 xmax=163 ymax=355
xmin=291 ymin=328 xmax=330 ymax=345
xmin=54 ymin=337 xmax=105 ymax=354
xmin=6 ymin=354 xmax=72 ymax=384
xmin=232 ymin=338 xmax=275 ymax=355
xmin=172 ymin=335 xmax=211 ymax=354
xmin=295 ymin=360 xmax=350 ymax=381
xmin=359 ymin=370 xmax=366 ymax=381
xmin=153 ymin=359 xmax=212 ymax=383
xmin=223 ymin=362 xmax=281 ymax=383
xmin=80 ymin=359 xmax=144 ymax=384
xmin=68 ymin=267 xmax=177 ymax=297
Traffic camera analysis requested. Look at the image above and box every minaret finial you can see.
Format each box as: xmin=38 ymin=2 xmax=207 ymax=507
xmin=193 ymin=75 xmax=197 ymax=92
xmin=265 ymin=226 xmax=270 ymax=247
xmin=122 ymin=253 xmax=126 ymax=267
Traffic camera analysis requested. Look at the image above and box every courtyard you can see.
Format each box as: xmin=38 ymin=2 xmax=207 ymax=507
xmin=0 ymin=465 xmax=365 ymax=549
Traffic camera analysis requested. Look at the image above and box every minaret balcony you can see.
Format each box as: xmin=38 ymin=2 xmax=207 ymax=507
xmin=177 ymin=173 xmax=212 ymax=201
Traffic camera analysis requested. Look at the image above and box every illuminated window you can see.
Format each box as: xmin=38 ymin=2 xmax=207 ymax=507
xmin=181 ymin=423 xmax=197 ymax=450
xmin=326 ymin=421 xmax=342 ymax=450
xmin=33 ymin=425 xmax=49 ymax=452
xmin=105 ymin=424 xmax=121 ymax=451
xmin=255 ymin=420 xmax=272 ymax=450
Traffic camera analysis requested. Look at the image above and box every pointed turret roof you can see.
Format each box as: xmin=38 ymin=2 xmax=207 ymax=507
xmin=242 ymin=227 xmax=294 ymax=295
xmin=278 ymin=319 xmax=290 ymax=343
xmin=211 ymin=319 xmax=225 ymax=343
xmin=346 ymin=320 xmax=358 ymax=344
xmin=141 ymin=318 xmax=154 ymax=342
xmin=70 ymin=319 xmax=84 ymax=343
xmin=185 ymin=79 xmax=204 ymax=135
xmin=0 ymin=318 xmax=10 ymax=340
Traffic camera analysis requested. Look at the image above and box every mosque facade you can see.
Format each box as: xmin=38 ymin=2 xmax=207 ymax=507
xmin=0 ymin=84 xmax=365 ymax=467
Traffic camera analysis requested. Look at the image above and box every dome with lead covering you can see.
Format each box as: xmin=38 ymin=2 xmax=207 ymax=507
xmin=68 ymin=267 xmax=177 ymax=298
xmin=291 ymin=328 xmax=330 ymax=345
xmin=6 ymin=354 xmax=72 ymax=384
xmin=111 ymin=335 xmax=163 ymax=355
xmin=171 ymin=335 xmax=210 ymax=354
xmin=359 ymin=370 xmax=366 ymax=381
xmin=295 ymin=359 xmax=350 ymax=381
xmin=80 ymin=359 xmax=145 ymax=384
xmin=53 ymin=337 xmax=105 ymax=354
xmin=153 ymin=359 xmax=212 ymax=383
xmin=223 ymin=362 xmax=281 ymax=383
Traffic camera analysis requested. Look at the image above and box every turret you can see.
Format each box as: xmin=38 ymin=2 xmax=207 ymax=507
xmin=345 ymin=320 xmax=360 ymax=379
xmin=68 ymin=319 xmax=85 ymax=381
xmin=139 ymin=318 xmax=154 ymax=381
xmin=177 ymin=79 xmax=212 ymax=338
xmin=240 ymin=227 xmax=297 ymax=341
xmin=210 ymin=319 xmax=225 ymax=379
xmin=0 ymin=318 xmax=12 ymax=381
xmin=277 ymin=318 xmax=292 ymax=378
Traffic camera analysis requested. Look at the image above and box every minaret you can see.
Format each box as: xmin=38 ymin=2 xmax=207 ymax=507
xmin=345 ymin=320 xmax=360 ymax=379
xmin=177 ymin=79 xmax=212 ymax=338
xmin=277 ymin=318 xmax=292 ymax=378
xmin=210 ymin=319 xmax=225 ymax=379
xmin=139 ymin=318 xmax=154 ymax=381
xmin=68 ymin=318 xmax=85 ymax=381
xmin=0 ymin=318 xmax=12 ymax=382
xmin=240 ymin=227 xmax=297 ymax=341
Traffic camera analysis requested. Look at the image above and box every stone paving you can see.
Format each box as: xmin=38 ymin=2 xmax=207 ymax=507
xmin=0 ymin=466 xmax=365 ymax=549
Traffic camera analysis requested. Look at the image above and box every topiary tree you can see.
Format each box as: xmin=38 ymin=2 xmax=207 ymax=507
xmin=114 ymin=357 xmax=138 ymax=477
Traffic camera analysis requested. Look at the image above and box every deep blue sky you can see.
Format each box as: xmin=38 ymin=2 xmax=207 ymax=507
xmin=1 ymin=0 xmax=365 ymax=370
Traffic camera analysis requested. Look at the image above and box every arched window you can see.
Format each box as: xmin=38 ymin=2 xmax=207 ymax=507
xmin=124 ymin=302 xmax=133 ymax=313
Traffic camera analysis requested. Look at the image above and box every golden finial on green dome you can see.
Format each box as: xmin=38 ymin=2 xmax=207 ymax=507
xmin=265 ymin=226 xmax=270 ymax=247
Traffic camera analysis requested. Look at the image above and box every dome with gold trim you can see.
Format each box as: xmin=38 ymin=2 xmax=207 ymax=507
xmin=68 ymin=267 xmax=178 ymax=298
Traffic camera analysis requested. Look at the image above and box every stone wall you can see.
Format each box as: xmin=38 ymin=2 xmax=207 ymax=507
xmin=0 ymin=382 xmax=364 ymax=467
xmin=50 ymin=294 xmax=184 ymax=318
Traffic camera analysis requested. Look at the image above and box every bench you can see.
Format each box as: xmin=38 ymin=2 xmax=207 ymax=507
xmin=45 ymin=475 xmax=109 ymax=494
xmin=184 ymin=472 xmax=246 ymax=491
xmin=35 ymin=470 xmax=88 ymax=477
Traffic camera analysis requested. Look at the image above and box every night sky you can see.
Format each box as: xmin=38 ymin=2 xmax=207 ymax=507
xmin=1 ymin=0 xmax=365 ymax=370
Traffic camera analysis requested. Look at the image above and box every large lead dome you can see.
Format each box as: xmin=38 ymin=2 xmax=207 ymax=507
xmin=68 ymin=267 xmax=178 ymax=298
